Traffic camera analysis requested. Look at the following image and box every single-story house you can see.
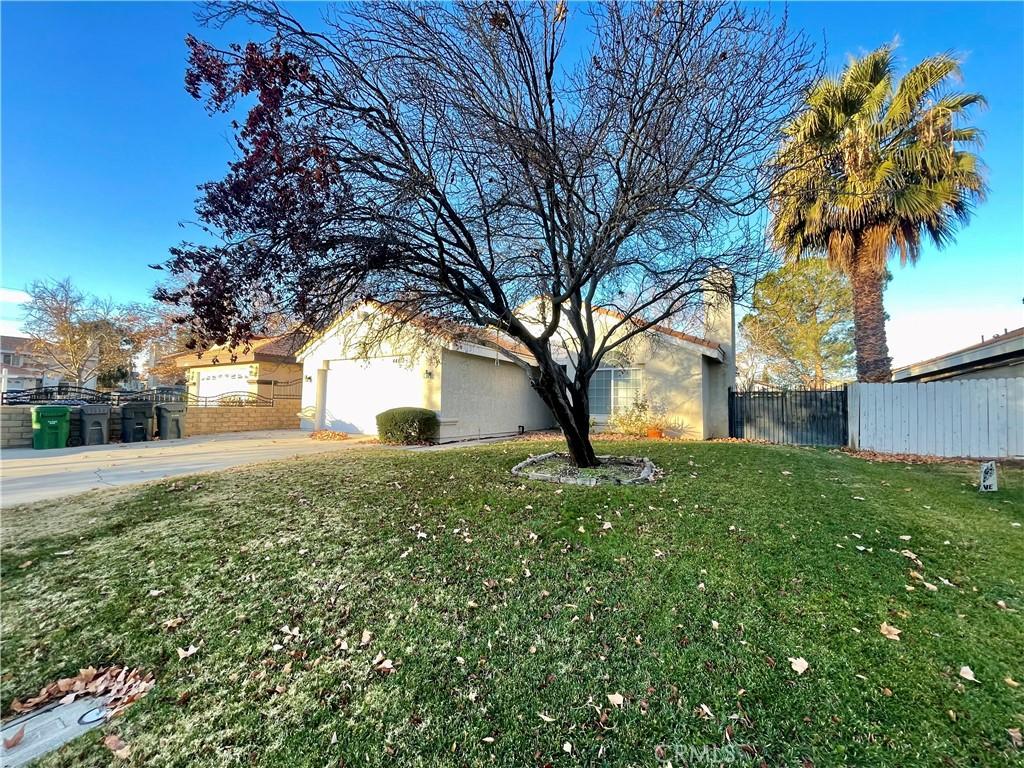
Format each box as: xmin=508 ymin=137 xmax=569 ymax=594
xmin=892 ymin=326 xmax=1024 ymax=383
xmin=297 ymin=272 xmax=736 ymax=441
xmin=173 ymin=333 xmax=303 ymax=401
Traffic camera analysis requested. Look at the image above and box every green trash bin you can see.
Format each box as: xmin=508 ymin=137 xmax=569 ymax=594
xmin=31 ymin=405 xmax=72 ymax=449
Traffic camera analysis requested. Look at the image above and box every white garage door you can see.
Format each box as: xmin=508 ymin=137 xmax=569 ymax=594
xmin=196 ymin=366 xmax=251 ymax=400
xmin=323 ymin=357 xmax=425 ymax=434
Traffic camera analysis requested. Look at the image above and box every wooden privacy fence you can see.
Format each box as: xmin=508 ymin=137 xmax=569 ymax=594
xmin=848 ymin=379 xmax=1024 ymax=458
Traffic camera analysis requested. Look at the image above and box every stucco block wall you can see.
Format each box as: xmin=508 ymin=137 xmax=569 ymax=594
xmin=438 ymin=349 xmax=553 ymax=441
xmin=184 ymin=402 xmax=300 ymax=437
xmin=1 ymin=406 xmax=38 ymax=448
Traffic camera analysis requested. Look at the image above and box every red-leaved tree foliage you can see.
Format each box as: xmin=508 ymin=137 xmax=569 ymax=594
xmin=159 ymin=0 xmax=816 ymax=466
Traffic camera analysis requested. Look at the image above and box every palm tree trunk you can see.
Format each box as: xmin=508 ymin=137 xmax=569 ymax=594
xmin=850 ymin=259 xmax=892 ymax=382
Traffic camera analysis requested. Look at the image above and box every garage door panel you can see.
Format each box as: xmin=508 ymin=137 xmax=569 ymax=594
xmin=323 ymin=358 xmax=425 ymax=434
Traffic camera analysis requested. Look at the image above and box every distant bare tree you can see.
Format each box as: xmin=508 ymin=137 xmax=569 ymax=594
xmin=162 ymin=0 xmax=816 ymax=465
xmin=23 ymin=278 xmax=152 ymax=387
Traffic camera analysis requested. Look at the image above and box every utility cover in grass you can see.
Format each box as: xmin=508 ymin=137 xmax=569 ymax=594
xmin=511 ymin=451 xmax=658 ymax=486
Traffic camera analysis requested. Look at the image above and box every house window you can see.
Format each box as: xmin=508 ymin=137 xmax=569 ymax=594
xmin=2 ymin=353 xmax=21 ymax=366
xmin=587 ymin=367 xmax=642 ymax=415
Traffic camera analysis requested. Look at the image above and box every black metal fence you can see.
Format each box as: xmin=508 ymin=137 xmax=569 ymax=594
xmin=0 ymin=386 xmax=275 ymax=408
xmin=729 ymin=385 xmax=849 ymax=447
xmin=271 ymin=379 xmax=303 ymax=400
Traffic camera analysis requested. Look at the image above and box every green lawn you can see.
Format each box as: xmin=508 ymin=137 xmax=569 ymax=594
xmin=2 ymin=441 xmax=1022 ymax=767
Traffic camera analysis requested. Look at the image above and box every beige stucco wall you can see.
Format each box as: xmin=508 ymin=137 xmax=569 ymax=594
xmin=438 ymin=349 xmax=553 ymax=441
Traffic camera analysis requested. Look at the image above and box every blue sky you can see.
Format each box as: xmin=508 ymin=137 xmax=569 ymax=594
xmin=2 ymin=1 xmax=1022 ymax=365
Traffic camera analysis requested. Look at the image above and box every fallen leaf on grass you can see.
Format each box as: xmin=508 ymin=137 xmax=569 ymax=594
xmin=3 ymin=725 xmax=26 ymax=749
xmin=880 ymin=622 xmax=902 ymax=641
xmin=694 ymin=703 xmax=713 ymax=719
xmin=959 ymin=666 xmax=978 ymax=683
xmin=147 ymin=589 xmax=165 ymax=598
xmin=103 ymin=734 xmax=131 ymax=759
xmin=538 ymin=712 xmax=555 ymax=722
xmin=176 ymin=645 xmax=199 ymax=660
xmin=161 ymin=616 xmax=185 ymax=631
xmin=1008 ymin=728 xmax=1023 ymax=748
xmin=607 ymin=692 xmax=624 ymax=708
xmin=18 ymin=561 xmax=31 ymax=569
xmin=562 ymin=742 xmax=573 ymax=754
xmin=789 ymin=657 xmax=809 ymax=675
xmin=901 ymin=550 xmax=923 ymax=568
xmin=1005 ymin=677 xmax=1020 ymax=688
xmin=359 ymin=629 xmax=373 ymax=647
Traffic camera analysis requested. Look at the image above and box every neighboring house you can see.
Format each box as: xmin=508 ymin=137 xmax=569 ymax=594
xmin=297 ymin=272 xmax=736 ymax=441
xmin=0 ymin=334 xmax=99 ymax=392
xmin=173 ymin=334 xmax=303 ymax=401
xmin=892 ymin=326 xmax=1024 ymax=383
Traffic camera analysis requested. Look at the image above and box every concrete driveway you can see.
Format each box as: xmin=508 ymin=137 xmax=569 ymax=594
xmin=0 ymin=430 xmax=376 ymax=507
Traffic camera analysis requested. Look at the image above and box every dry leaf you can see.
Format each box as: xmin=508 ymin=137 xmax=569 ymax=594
xmin=958 ymin=665 xmax=978 ymax=683
xmin=359 ymin=629 xmax=373 ymax=647
xmin=607 ymin=692 xmax=624 ymax=708
xmin=789 ymin=657 xmax=809 ymax=675
xmin=1008 ymin=728 xmax=1023 ymax=749
xmin=3 ymin=725 xmax=26 ymax=749
xmin=147 ymin=589 xmax=165 ymax=598
xmin=562 ymin=742 xmax=573 ymax=753
xmin=176 ymin=644 xmax=199 ymax=660
xmin=161 ymin=616 xmax=185 ymax=631
xmin=103 ymin=734 xmax=131 ymax=759
xmin=694 ymin=703 xmax=713 ymax=720
xmin=538 ymin=712 xmax=555 ymax=722
xmin=1005 ymin=677 xmax=1020 ymax=688
xmin=879 ymin=622 xmax=902 ymax=641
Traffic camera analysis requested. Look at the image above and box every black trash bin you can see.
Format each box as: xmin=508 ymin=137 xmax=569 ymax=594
xmin=120 ymin=401 xmax=155 ymax=443
xmin=80 ymin=404 xmax=112 ymax=445
xmin=156 ymin=402 xmax=187 ymax=440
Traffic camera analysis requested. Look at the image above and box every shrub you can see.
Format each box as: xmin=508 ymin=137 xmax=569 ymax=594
xmin=375 ymin=407 xmax=439 ymax=444
xmin=607 ymin=396 xmax=666 ymax=436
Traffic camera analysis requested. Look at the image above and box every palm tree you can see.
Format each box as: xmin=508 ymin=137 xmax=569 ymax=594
xmin=770 ymin=46 xmax=985 ymax=382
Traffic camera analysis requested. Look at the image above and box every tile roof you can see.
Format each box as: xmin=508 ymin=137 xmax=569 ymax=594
xmin=590 ymin=306 xmax=722 ymax=352
xmin=174 ymin=332 xmax=304 ymax=367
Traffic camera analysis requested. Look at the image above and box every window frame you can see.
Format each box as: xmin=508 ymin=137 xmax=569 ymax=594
xmin=587 ymin=366 xmax=644 ymax=417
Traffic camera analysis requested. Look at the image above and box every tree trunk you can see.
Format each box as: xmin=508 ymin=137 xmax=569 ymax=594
xmin=529 ymin=356 xmax=599 ymax=468
xmin=850 ymin=258 xmax=891 ymax=383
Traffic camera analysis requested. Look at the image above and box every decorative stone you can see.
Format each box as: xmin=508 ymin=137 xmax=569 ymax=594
xmin=511 ymin=451 xmax=658 ymax=486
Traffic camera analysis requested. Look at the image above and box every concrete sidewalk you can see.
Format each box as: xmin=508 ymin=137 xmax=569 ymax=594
xmin=0 ymin=430 xmax=376 ymax=507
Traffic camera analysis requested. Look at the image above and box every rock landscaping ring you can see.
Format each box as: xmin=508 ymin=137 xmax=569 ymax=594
xmin=511 ymin=451 xmax=659 ymax=486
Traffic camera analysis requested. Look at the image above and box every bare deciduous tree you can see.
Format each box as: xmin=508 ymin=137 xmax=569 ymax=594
xmin=24 ymin=278 xmax=152 ymax=388
xmin=161 ymin=0 xmax=816 ymax=465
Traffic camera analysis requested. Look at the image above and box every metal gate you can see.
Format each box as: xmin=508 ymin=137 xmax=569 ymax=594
xmin=728 ymin=386 xmax=848 ymax=446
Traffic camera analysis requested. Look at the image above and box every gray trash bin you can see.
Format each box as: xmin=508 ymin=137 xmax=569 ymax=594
xmin=120 ymin=401 xmax=155 ymax=443
xmin=80 ymin=404 xmax=112 ymax=446
xmin=155 ymin=402 xmax=187 ymax=440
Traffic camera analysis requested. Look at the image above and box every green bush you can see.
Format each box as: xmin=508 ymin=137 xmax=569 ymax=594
xmin=375 ymin=407 xmax=439 ymax=444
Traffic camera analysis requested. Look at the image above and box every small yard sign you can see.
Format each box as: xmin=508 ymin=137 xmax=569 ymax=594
xmin=979 ymin=461 xmax=998 ymax=492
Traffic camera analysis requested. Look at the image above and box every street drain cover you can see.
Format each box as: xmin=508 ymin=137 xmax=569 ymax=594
xmin=1 ymin=696 xmax=107 ymax=768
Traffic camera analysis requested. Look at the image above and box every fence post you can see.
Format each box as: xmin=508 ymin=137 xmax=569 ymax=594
xmin=846 ymin=384 xmax=858 ymax=449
